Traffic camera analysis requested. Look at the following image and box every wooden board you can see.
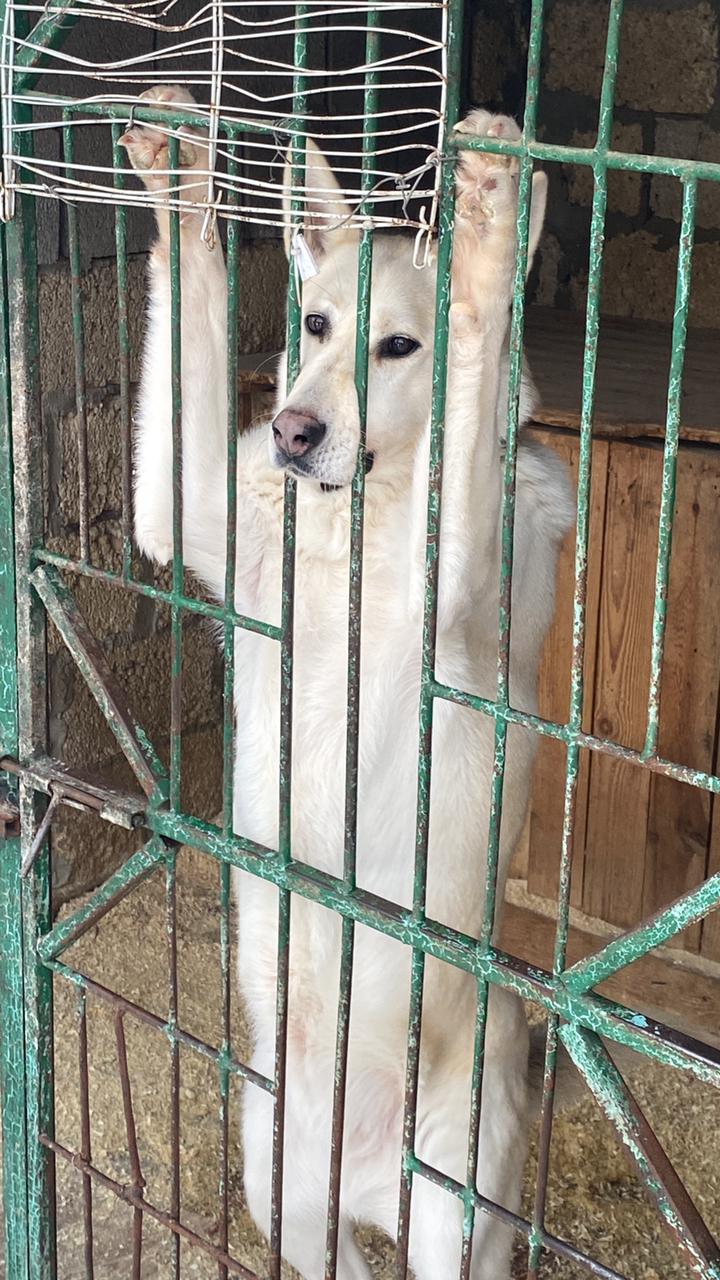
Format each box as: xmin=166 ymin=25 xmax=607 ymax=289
xmin=582 ymin=442 xmax=659 ymax=928
xmin=643 ymin=451 xmax=720 ymax=952
xmin=524 ymin=308 xmax=720 ymax=443
xmin=702 ymin=805 xmax=720 ymax=962
xmin=521 ymin=431 xmax=609 ymax=908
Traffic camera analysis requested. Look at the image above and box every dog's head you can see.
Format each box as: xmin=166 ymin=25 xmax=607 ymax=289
xmin=271 ymin=138 xmax=547 ymax=489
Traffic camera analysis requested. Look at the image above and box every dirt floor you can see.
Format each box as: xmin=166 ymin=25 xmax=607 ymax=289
xmin=5 ymin=845 xmax=719 ymax=1280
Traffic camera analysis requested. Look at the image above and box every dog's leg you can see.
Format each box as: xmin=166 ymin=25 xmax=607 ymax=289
xmin=121 ymin=87 xmax=229 ymax=596
xmin=407 ymin=990 xmax=528 ymax=1280
xmin=242 ymin=1052 xmax=373 ymax=1280
xmin=411 ymin=111 xmax=547 ymax=632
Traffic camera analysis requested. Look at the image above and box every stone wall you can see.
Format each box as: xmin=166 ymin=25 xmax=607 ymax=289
xmin=470 ymin=0 xmax=720 ymax=327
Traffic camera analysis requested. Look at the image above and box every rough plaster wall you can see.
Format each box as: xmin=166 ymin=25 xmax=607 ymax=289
xmin=40 ymin=242 xmax=285 ymax=901
xmin=470 ymin=0 xmax=720 ymax=327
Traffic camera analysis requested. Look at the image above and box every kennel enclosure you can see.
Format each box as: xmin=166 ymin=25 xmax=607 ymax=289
xmin=0 ymin=0 xmax=720 ymax=1277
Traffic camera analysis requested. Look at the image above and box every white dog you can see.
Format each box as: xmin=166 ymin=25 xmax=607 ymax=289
xmin=123 ymin=86 xmax=573 ymax=1280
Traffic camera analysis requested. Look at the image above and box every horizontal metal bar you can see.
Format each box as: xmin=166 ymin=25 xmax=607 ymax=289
xmin=32 ymin=549 xmax=282 ymax=642
xmin=561 ymin=1026 xmax=720 ymax=1280
xmin=114 ymin=804 xmax=720 ymax=1087
xmin=41 ymin=1136 xmax=260 ymax=1280
xmin=565 ymin=871 xmax=720 ymax=994
xmin=431 ymin=679 xmax=720 ymax=793
xmin=46 ymin=958 xmax=274 ymax=1094
xmin=37 ymin=837 xmax=168 ymax=962
xmin=451 ymin=133 xmax=720 ymax=183
xmin=30 ymin=565 xmax=169 ymax=801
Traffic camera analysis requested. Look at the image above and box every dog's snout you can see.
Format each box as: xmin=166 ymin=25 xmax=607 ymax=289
xmin=272 ymin=409 xmax=326 ymax=459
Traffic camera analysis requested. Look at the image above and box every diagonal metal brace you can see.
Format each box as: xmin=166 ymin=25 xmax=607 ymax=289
xmin=560 ymin=1023 xmax=720 ymax=1280
xmin=563 ymin=871 xmax=720 ymax=994
xmin=30 ymin=565 xmax=169 ymax=804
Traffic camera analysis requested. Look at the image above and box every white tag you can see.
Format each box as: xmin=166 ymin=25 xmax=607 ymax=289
xmin=293 ymin=230 xmax=319 ymax=281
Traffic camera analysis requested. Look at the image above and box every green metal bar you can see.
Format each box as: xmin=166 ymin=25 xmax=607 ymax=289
xmin=564 ymin=870 xmax=720 ymax=995
xmin=0 ymin=219 xmax=30 ymax=1279
xmin=111 ymin=123 xmax=134 ymax=582
xmin=33 ymin=547 xmax=283 ymax=640
xmin=324 ymin=17 xmax=378 ymax=1275
xmin=451 ymin=133 xmax=720 ymax=182
xmin=5 ymin=87 xmax=57 ymax=1268
xmin=643 ymin=178 xmax=697 ymax=759
xmin=30 ymin=564 xmax=169 ymax=802
xmin=396 ymin=1 xmax=463 ymax=1270
xmin=168 ymin=133 xmax=184 ymax=812
xmin=63 ymin=795 xmax=719 ymax=1087
xmin=11 ymin=0 xmax=81 ymax=94
xmin=62 ymin=115 xmax=90 ymax=562
xmin=528 ymin=5 xmax=624 ymax=1273
xmin=36 ymin=837 xmax=168 ymax=962
xmin=561 ymin=1025 xmax=720 ymax=1280
xmin=222 ymin=157 xmax=240 ymax=834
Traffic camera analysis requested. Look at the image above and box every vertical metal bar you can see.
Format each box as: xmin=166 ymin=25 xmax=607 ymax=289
xmin=166 ymin=849 xmax=181 ymax=1278
xmin=222 ymin=138 xmax=240 ymax=836
xmin=219 ymin=126 xmax=238 ymax=1280
xmin=6 ymin=101 xmax=56 ymax=1277
xmin=112 ymin=122 xmax=134 ymax=581
xmin=218 ymin=859 xmax=232 ymax=1280
xmin=323 ymin=15 xmax=379 ymax=1277
xmin=527 ymin=4 xmax=624 ymax=1273
xmin=0 ymin=209 xmax=31 ymax=1280
xmin=270 ymin=12 xmax=308 ymax=1269
xmin=458 ymin=980 xmax=489 ymax=1280
xmin=168 ymin=133 xmax=184 ymax=811
xmin=63 ymin=117 xmax=90 ymax=563
xmin=77 ymin=988 xmax=95 ymax=1279
xmin=396 ymin=1 xmax=463 ymax=1271
xmin=114 ymin=1010 xmax=145 ymax=1277
xmin=643 ymin=178 xmax=697 ymax=759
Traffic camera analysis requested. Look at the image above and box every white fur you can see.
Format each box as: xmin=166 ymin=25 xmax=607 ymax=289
xmin=126 ymin=93 xmax=574 ymax=1279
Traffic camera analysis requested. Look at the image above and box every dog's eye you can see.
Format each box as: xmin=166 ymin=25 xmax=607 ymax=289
xmin=305 ymin=313 xmax=327 ymax=337
xmin=380 ymin=335 xmax=420 ymax=359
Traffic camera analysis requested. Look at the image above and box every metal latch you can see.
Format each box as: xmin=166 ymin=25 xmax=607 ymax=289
xmin=0 ymin=755 xmax=147 ymax=877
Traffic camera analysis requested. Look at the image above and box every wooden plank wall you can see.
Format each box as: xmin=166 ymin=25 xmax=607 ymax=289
xmin=521 ymin=427 xmax=720 ymax=963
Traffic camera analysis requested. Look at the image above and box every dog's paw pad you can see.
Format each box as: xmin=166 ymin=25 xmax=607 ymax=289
xmin=454 ymin=110 xmax=521 ymax=231
xmin=118 ymin=86 xmax=205 ymax=190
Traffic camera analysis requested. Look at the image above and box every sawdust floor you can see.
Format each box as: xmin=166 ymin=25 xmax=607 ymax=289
xmin=10 ymin=846 xmax=720 ymax=1280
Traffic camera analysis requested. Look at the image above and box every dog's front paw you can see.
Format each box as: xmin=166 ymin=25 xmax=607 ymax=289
xmin=453 ymin=110 xmax=521 ymax=235
xmin=118 ymin=86 xmax=208 ymax=197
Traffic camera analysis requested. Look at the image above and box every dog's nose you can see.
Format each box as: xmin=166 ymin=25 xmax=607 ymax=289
xmin=272 ymin=409 xmax=326 ymax=458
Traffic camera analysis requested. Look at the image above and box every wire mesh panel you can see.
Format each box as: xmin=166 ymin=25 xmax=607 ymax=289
xmin=0 ymin=0 xmax=719 ymax=1278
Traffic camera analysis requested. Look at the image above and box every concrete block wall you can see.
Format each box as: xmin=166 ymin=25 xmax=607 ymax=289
xmin=470 ymin=0 xmax=720 ymax=326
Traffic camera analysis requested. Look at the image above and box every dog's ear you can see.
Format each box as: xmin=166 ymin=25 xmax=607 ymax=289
xmin=282 ymin=138 xmax=353 ymax=260
xmin=527 ymin=170 xmax=548 ymax=275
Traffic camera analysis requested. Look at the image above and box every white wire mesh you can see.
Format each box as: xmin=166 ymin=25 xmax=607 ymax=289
xmin=0 ymin=0 xmax=449 ymax=238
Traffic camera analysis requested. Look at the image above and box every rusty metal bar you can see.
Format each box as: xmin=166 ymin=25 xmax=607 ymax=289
xmin=561 ymin=1025 xmax=720 ymax=1279
xmin=47 ymin=957 xmax=274 ymax=1092
xmin=114 ymin=1010 xmax=146 ymax=1277
xmin=41 ymin=1136 xmax=260 ymax=1280
xmin=166 ymin=850 xmax=181 ymax=1279
xmin=76 ymin=989 xmax=94 ymax=1279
